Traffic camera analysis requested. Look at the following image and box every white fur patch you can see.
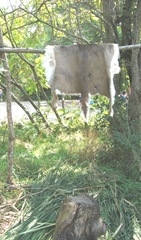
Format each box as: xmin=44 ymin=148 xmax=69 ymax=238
xmin=42 ymin=46 xmax=56 ymax=86
xmin=111 ymin=44 xmax=120 ymax=74
xmin=107 ymin=44 xmax=120 ymax=116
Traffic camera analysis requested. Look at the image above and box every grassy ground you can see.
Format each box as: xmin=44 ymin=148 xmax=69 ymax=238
xmin=0 ymin=102 xmax=141 ymax=239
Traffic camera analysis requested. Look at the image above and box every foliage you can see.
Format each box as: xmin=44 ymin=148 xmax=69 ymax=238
xmin=0 ymin=0 xmax=141 ymax=239
xmin=0 ymin=0 xmax=141 ymax=132
xmin=0 ymin=0 xmax=106 ymax=103
xmin=0 ymin=104 xmax=141 ymax=239
xmin=1 ymin=0 xmax=139 ymax=103
xmin=91 ymin=97 xmax=141 ymax=178
xmin=1 ymin=164 xmax=141 ymax=240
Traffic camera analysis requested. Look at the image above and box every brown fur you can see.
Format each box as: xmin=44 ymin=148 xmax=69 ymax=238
xmin=42 ymin=44 xmax=120 ymax=122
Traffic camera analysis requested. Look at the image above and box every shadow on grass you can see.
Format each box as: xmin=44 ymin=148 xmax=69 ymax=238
xmin=1 ymin=163 xmax=141 ymax=240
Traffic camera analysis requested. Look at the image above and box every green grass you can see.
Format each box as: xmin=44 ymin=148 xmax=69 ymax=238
xmin=0 ymin=103 xmax=141 ymax=239
xmin=1 ymin=165 xmax=140 ymax=240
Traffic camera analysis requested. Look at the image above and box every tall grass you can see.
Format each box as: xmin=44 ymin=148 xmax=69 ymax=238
xmin=1 ymin=165 xmax=140 ymax=240
xmin=0 ymin=99 xmax=141 ymax=239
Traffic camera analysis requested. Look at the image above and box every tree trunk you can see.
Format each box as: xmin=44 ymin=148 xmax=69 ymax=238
xmin=121 ymin=0 xmax=133 ymax=84
xmin=0 ymin=28 xmax=15 ymax=184
xmin=102 ymin=0 xmax=118 ymax=43
xmin=53 ymin=194 xmax=106 ymax=240
xmin=128 ymin=1 xmax=141 ymax=134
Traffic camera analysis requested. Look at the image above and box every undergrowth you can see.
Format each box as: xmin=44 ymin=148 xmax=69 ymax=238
xmin=1 ymin=165 xmax=140 ymax=240
xmin=0 ymin=98 xmax=141 ymax=239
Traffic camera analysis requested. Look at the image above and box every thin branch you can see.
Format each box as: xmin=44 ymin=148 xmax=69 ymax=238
xmin=11 ymin=77 xmax=50 ymax=129
xmin=19 ymin=6 xmax=89 ymax=43
xmin=0 ymin=44 xmax=141 ymax=55
xmin=3 ymin=20 xmax=39 ymax=35
xmin=0 ymin=82 xmax=40 ymax=133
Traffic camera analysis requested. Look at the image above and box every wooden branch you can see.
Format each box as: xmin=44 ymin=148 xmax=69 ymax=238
xmin=11 ymin=78 xmax=50 ymax=129
xmin=0 ymin=44 xmax=141 ymax=55
xmin=119 ymin=44 xmax=141 ymax=51
xmin=0 ymin=47 xmax=45 ymax=54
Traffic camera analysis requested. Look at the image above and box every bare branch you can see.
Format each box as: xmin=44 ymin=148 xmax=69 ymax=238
xmin=119 ymin=44 xmax=141 ymax=51
xmin=0 ymin=47 xmax=45 ymax=54
xmin=0 ymin=44 xmax=141 ymax=55
xmin=0 ymin=81 xmax=40 ymax=133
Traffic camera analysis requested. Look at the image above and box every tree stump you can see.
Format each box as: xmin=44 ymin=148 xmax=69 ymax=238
xmin=53 ymin=194 xmax=106 ymax=240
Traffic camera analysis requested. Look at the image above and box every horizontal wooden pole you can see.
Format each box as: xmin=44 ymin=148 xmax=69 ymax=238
xmin=0 ymin=44 xmax=141 ymax=54
xmin=0 ymin=47 xmax=45 ymax=54
xmin=119 ymin=44 xmax=141 ymax=51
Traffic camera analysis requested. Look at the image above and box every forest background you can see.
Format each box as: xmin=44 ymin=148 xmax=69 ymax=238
xmin=0 ymin=0 xmax=141 ymax=240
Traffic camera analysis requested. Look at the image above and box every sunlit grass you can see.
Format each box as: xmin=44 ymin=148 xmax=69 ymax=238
xmin=0 ymin=101 xmax=141 ymax=239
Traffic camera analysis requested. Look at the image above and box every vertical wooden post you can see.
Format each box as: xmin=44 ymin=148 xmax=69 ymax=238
xmin=0 ymin=28 xmax=15 ymax=184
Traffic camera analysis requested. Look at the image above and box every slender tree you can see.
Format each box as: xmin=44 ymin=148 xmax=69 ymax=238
xmin=129 ymin=0 xmax=141 ymax=134
xmin=0 ymin=28 xmax=14 ymax=184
